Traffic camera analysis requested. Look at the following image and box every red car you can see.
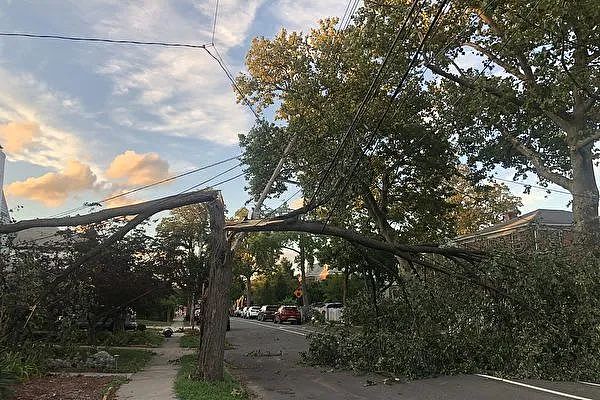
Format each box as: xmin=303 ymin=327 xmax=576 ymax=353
xmin=274 ymin=306 xmax=301 ymax=325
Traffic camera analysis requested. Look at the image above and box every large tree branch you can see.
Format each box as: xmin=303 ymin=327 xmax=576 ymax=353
xmin=576 ymin=131 xmax=600 ymax=150
xmin=502 ymin=130 xmax=573 ymax=190
xmin=427 ymin=64 xmax=572 ymax=132
xmin=226 ymin=219 xmax=484 ymax=262
xmin=0 ymin=190 xmax=218 ymax=234
xmin=463 ymin=42 xmax=526 ymax=80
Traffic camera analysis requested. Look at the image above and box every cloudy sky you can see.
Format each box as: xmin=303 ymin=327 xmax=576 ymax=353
xmin=0 ymin=0 xmax=574 ymax=223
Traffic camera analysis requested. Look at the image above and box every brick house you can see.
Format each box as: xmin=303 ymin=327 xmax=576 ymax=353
xmin=453 ymin=209 xmax=573 ymax=251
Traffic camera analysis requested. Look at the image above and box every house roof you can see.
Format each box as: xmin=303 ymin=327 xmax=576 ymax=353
xmin=455 ymin=209 xmax=573 ymax=243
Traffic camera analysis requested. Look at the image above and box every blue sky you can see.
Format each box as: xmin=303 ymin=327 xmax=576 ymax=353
xmin=0 ymin=0 xmax=577 ymax=224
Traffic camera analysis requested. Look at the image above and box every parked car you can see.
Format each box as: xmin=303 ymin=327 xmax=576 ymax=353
xmin=258 ymin=305 xmax=279 ymax=321
xmin=274 ymin=305 xmax=302 ymax=324
xmin=247 ymin=306 xmax=261 ymax=319
xmin=319 ymin=302 xmax=343 ymax=321
xmin=241 ymin=306 xmax=250 ymax=318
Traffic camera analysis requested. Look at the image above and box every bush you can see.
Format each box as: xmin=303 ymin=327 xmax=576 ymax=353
xmin=303 ymin=248 xmax=600 ymax=381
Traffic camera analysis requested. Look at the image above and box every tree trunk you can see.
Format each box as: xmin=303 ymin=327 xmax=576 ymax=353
xmin=245 ymin=276 xmax=252 ymax=307
xmin=299 ymin=240 xmax=310 ymax=307
xmin=571 ymin=144 xmax=600 ymax=244
xmin=342 ymin=266 xmax=349 ymax=306
xmin=87 ymin=311 xmax=97 ymax=345
xmin=198 ymin=198 xmax=232 ymax=381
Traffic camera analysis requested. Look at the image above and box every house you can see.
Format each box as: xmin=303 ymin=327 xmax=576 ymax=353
xmin=453 ymin=209 xmax=573 ymax=251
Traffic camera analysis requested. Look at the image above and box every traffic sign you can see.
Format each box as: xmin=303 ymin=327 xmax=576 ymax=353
xmin=294 ymin=288 xmax=303 ymax=298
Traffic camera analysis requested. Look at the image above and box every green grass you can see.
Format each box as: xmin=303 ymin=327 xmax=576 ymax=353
xmin=95 ymin=330 xmax=165 ymax=348
xmin=109 ymin=348 xmax=154 ymax=372
xmin=180 ymin=334 xmax=200 ymax=348
xmin=49 ymin=347 xmax=154 ymax=373
xmin=174 ymin=355 xmax=247 ymax=400
xmin=102 ymin=376 xmax=129 ymax=398
xmin=137 ymin=319 xmax=173 ymax=326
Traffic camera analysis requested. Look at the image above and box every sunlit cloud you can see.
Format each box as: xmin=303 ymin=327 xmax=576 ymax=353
xmin=6 ymin=160 xmax=97 ymax=207
xmin=106 ymin=150 xmax=170 ymax=186
xmin=0 ymin=121 xmax=39 ymax=153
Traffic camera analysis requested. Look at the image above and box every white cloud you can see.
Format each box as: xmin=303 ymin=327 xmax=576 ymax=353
xmin=0 ymin=69 xmax=88 ymax=170
xmin=90 ymin=1 xmax=259 ymax=146
xmin=6 ymin=159 xmax=97 ymax=207
xmin=270 ymin=1 xmax=352 ymax=32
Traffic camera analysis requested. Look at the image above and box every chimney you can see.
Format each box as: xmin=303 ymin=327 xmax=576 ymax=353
xmin=502 ymin=209 xmax=519 ymax=222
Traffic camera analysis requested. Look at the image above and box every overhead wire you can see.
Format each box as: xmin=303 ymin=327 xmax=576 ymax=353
xmin=211 ymin=0 xmax=220 ymax=45
xmin=15 ymin=161 xmax=245 ymax=245
xmin=321 ymin=0 xmax=450 ymax=229
xmin=309 ymin=0 xmax=423 ymax=207
xmin=323 ymin=0 xmax=561 ymax=230
xmin=45 ymin=154 xmax=242 ymax=219
xmin=0 ymin=32 xmax=211 ymax=49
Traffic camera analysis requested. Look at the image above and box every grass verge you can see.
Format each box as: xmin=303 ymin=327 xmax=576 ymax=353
xmin=174 ymin=355 xmax=247 ymax=400
xmin=180 ymin=334 xmax=200 ymax=348
xmin=102 ymin=376 xmax=129 ymax=399
xmin=49 ymin=347 xmax=154 ymax=373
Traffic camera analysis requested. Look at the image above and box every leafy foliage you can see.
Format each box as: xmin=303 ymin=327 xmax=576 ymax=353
xmin=304 ymin=248 xmax=600 ymax=380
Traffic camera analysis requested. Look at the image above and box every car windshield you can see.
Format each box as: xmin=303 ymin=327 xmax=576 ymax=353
xmin=283 ymin=306 xmax=297 ymax=311
xmin=328 ymin=303 xmax=343 ymax=309
xmin=251 ymin=307 xmax=261 ymax=311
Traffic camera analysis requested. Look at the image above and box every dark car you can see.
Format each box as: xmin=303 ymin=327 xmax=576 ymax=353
xmin=258 ymin=305 xmax=279 ymax=321
xmin=274 ymin=306 xmax=301 ymax=325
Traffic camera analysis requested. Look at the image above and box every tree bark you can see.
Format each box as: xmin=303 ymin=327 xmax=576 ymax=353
xmin=571 ymin=144 xmax=600 ymax=244
xmin=342 ymin=266 xmax=349 ymax=305
xmin=198 ymin=197 xmax=232 ymax=381
xmin=244 ymin=276 xmax=252 ymax=307
xmin=299 ymin=239 xmax=310 ymax=307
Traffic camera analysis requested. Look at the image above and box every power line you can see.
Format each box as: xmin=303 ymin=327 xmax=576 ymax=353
xmin=211 ymin=0 xmax=220 ymax=45
xmin=204 ymin=46 xmax=261 ymax=121
xmin=310 ymin=0 xmax=423 ymax=206
xmin=321 ymin=0 xmax=450 ymax=230
xmin=47 ymin=154 xmax=241 ymax=219
xmin=0 ymin=32 xmax=211 ymax=49
xmin=177 ymin=162 xmax=243 ymax=194
xmin=18 ymin=163 xmax=246 ymax=245
xmin=99 ymin=155 xmax=241 ymax=204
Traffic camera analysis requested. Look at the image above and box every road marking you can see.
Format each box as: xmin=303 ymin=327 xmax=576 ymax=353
xmin=235 ymin=318 xmax=307 ymax=337
xmin=579 ymin=381 xmax=600 ymax=388
xmin=476 ymin=374 xmax=593 ymax=400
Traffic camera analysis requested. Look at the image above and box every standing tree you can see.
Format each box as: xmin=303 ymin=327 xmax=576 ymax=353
xmin=156 ymin=205 xmax=211 ymax=325
xmin=418 ymin=0 xmax=600 ymax=243
xmin=448 ymin=166 xmax=523 ymax=235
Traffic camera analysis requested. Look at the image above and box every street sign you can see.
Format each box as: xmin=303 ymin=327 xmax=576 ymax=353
xmin=294 ymin=288 xmax=303 ymax=298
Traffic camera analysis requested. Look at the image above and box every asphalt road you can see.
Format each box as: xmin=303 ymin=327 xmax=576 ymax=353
xmin=225 ymin=318 xmax=600 ymax=400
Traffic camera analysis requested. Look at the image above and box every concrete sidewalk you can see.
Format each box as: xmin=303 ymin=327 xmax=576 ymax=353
xmin=116 ymin=333 xmax=194 ymax=400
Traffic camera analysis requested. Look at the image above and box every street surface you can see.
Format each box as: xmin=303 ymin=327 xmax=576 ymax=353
xmin=225 ymin=318 xmax=600 ymax=400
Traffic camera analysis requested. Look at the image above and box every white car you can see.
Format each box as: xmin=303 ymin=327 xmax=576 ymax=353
xmin=247 ymin=306 xmax=261 ymax=319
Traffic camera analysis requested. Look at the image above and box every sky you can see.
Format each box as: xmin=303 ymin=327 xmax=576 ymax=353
xmin=0 ymin=0 xmax=578 ymax=226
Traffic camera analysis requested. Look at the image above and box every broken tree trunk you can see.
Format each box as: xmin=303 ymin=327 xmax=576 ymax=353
xmin=198 ymin=196 xmax=232 ymax=381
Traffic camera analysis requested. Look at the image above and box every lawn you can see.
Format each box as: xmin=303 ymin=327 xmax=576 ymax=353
xmin=49 ymin=347 xmax=154 ymax=373
xmin=179 ymin=333 xmax=234 ymax=350
xmin=180 ymin=334 xmax=200 ymax=348
xmin=96 ymin=330 xmax=165 ymax=347
xmin=174 ymin=355 xmax=247 ymax=400
xmin=137 ymin=319 xmax=174 ymax=327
